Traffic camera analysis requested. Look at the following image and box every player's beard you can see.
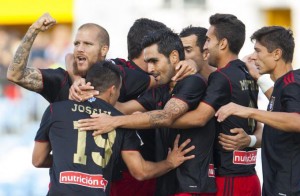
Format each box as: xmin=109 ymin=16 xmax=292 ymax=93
xmin=73 ymin=64 xmax=88 ymax=77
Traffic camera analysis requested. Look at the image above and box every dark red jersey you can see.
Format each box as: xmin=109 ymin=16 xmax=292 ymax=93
xmin=39 ymin=64 xmax=150 ymax=103
xmin=137 ymin=74 xmax=216 ymax=195
xmin=262 ymin=70 xmax=300 ymax=196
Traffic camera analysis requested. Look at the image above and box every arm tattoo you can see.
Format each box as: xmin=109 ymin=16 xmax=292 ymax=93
xmin=21 ymin=68 xmax=43 ymax=92
xmin=147 ymin=98 xmax=189 ymax=128
xmin=148 ymin=111 xmax=170 ymax=128
xmin=8 ymin=27 xmax=42 ymax=91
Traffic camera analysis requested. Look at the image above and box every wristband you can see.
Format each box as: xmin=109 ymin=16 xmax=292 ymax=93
xmin=257 ymin=74 xmax=273 ymax=93
xmin=248 ymin=135 xmax=257 ymax=147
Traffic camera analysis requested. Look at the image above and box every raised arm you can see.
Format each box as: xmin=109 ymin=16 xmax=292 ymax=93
xmin=7 ymin=13 xmax=56 ymax=92
xmin=122 ymin=134 xmax=195 ymax=181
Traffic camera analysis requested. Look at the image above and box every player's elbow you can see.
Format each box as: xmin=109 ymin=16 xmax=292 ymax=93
xmin=194 ymin=118 xmax=207 ymax=127
xmin=161 ymin=118 xmax=174 ymax=127
xmin=129 ymin=169 xmax=148 ymax=181
xmin=32 ymin=158 xmax=44 ymax=168
xmin=184 ymin=116 xmax=207 ymax=127
xmin=7 ymin=72 xmax=17 ymax=83
xmin=32 ymin=155 xmax=48 ymax=168
xmin=7 ymin=70 xmax=22 ymax=84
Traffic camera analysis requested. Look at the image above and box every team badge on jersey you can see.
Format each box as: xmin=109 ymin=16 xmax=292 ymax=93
xmin=208 ymin=164 xmax=215 ymax=177
xmin=268 ymin=96 xmax=275 ymax=111
xmin=88 ymin=97 xmax=96 ymax=103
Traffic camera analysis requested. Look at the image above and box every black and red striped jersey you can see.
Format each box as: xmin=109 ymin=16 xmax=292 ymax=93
xmin=39 ymin=63 xmax=150 ymax=103
xmin=262 ymin=70 xmax=300 ymax=196
xmin=39 ymin=68 xmax=72 ymax=103
xmin=137 ymin=74 xmax=217 ymax=195
xmin=203 ymin=59 xmax=259 ymax=177
xmin=110 ymin=58 xmax=151 ymax=102
xmin=35 ymin=98 xmax=140 ymax=195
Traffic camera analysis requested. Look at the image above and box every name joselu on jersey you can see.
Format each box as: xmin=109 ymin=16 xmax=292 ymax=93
xmin=71 ymin=104 xmax=111 ymax=115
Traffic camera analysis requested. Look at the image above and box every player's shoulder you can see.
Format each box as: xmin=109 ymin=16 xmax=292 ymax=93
xmin=40 ymin=67 xmax=66 ymax=74
xmin=179 ymin=73 xmax=207 ymax=84
xmin=51 ymin=100 xmax=75 ymax=110
xmin=282 ymin=70 xmax=300 ymax=86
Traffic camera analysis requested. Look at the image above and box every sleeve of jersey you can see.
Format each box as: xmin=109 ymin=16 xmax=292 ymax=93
xmin=35 ymin=105 xmax=53 ymax=142
xmin=136 ymin=88 xmax=156 ymax=111
xmin=121 ymin=67 xmax=150 ymax=101
xmin=121 ymin=130 xmax=141 ymax=151
xmin=39 ymin=68 xmax=68 ymax=103
xmin=172 ymin=75 xmax=206 ymax=110
xmin=281 ymin=82 xmax=300 ymax=112
xmin=202 ymin=71 xmax=231 ymax=111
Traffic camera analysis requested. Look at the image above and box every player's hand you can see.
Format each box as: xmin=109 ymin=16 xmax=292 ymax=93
xmin=166 ymin=134 xmax=195 ymax=169
xmin=215 ymin=102 xmax=248 ymax=122
xmin=242 ymin=54 xmax=260 ymax=81
xmin=78 ymin=113 xmax=116 ymax=136
xmin=69 ymin=78 xmax=99 ymax=102
xmin=65 ymin=53 xmax=75 ymax=75
xmin=219 ymin=128 xmax=251 ymax=151
xmin=31 ymin=13 xmax=56 ymax=32
xmin=172 ymin=59 xmax=198 ymax=82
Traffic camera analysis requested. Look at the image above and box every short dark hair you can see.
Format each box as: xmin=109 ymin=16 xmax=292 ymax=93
xmin=78 ymin=23 xmax=110 ymax=47
xmin=251 ymin=26 xmax=294 ymax=63
xmin=127 ymin=18 xmax=168 ymax=60
xmin=141 ymin=28 xmax=185 ymax=60
xmin=86 ymin=61 xmax=121 ymax=94
xmin=179 ymin=25 xmax=207 ymax=53
xmin=209 ymin=13 xmax=245 ymax=55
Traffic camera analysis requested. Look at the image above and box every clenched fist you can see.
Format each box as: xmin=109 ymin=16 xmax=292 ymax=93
xmin=31 ymin=13 xmax=56 ymax=32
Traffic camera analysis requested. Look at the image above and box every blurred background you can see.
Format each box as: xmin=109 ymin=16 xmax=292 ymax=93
xmin=0 ymin=0 xmax=299 ymax=195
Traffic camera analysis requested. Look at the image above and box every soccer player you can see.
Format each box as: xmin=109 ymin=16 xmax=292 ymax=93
xmin=67 ymin=18 xmax=199 ymax=196
xmin=32 ymin=60 xmax=195 ymax=195
xmin=179 ymin=25 xmax=216 ymax=80
xmin=110 ymin=18 xmax=169 ymax=196
xmin=215 ymin=26 xmax=300 ymax=196
xmin=169 ymin=13 xmax=262 ymax=196
xmin=7 ymin=13 xmax=156 ymax=103
xmin=77 ymin=28 xmax=217 ymax=195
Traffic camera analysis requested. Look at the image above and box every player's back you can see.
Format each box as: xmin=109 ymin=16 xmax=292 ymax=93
xmin=45 ymin=98 xmax=139 ymax=196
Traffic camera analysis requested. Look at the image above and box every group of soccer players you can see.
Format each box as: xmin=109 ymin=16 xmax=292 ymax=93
xmin=7 ymin=11 xmax=300 ymax=196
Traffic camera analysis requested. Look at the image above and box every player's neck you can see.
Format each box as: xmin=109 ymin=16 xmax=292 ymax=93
xmin=95 ymin=94 xmax=111 ymax=104
xmin=200 ymin=64 xmax=216 ymax=79
xmin=132 ymin=56 xmax=148 ymax=72
xmin=271 ymin=62 xmax=293 ymax=81
xmin=217 ymin=54 xmax=238 ymax=69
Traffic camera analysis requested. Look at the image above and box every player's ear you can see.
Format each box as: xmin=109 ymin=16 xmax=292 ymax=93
xmin=219 ymin=38 xmax=227 ymax=51
xmin=203 ymin=49 xmax=209 ymax=60
xmin=100 ymin=45 xmax=109 ymax=59
xmin=169 ymin=50 xmax=179 ymax=64
xmin=273 ymin=48 xmax=282 ymax=61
